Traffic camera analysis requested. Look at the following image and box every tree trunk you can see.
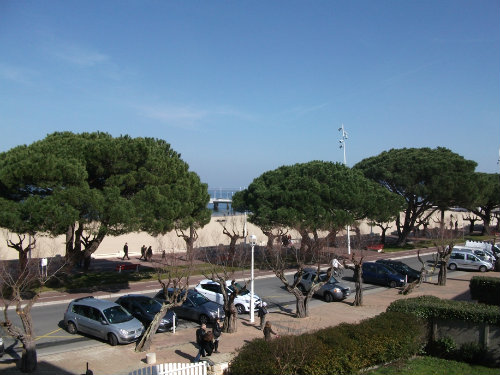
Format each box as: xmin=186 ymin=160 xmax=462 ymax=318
xmin=223 ymin=303 xmax=237 ymax=333
xmin=19 ymin=340 xmax=37 ymax=373
xmin=295 ymin=294 xmax=308 ymax=318
xmin=135 ymin=304 xmax=171 ymax=352
xmin=437 ymin=262 xmax=447 ymax=286
xmin=353 ymin=265 xmax=363 ymax=306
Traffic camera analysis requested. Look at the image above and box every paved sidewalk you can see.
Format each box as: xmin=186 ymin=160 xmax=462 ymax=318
xmin=1 ymin=267 xmax=495 ymax=374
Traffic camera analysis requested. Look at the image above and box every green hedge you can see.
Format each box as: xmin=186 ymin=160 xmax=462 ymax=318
xmin=229 ymin=312 xmax=426 ymax=375
xmin=387 ymin=296 xmax=500 ymax=325
xmin=469 ymin=276 xmax=500 ymax=306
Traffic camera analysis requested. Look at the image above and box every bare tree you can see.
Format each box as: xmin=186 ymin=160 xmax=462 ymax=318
xmin=261 ymin=228 xmax=333 ymax=318
xmin=135 ymin=248 xmax=193 ymax=352
xmin=463 ymin=214 xmax=480 ymax=234
xmin=0 ymin=255 xmax=65 ymax=373
xmin=5 ymin=234 xmax=36 ymax=274
xmin=400 ymin=250 xmax=427 ymax=295
xmin=199 ymin=242 xmax=250 ymax=333
xmin=219 ymin=214 xmax=246 ymax=259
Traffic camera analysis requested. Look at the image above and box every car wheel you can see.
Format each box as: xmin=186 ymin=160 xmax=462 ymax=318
xmin=479 ymin=265 xmax=487 ymax=272
xmin=448 ymin=263 xmax=457 ymax=271
xmin=324 ymin=293 xmax=333 ymax=303
xmin=297 ymin=284 xmax=306 ymax=295
xmin=199 ymin=314 xmax=209 ymax=325
xmin=66 ymin=321 xmax=77 ymax=334
xmin=389 ymin=280 xmax=397 ymax=288
xmin=235 ymin=304 xmax=245 ymax=314
xmin=108 ymin=333 xmax=118 ymax=346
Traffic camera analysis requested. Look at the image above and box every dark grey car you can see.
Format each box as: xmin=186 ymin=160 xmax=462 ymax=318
xmin=63 ymin=296 xmax=144 ymax=346
xmin=154 ymin=289 xmax=225 ymax=325
xmin=294 ymin=268 xmax=350 ymax=302
xmin=115 ymin=294 xmax=176 ymax=333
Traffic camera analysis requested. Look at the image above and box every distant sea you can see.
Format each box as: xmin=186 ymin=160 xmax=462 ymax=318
xmin=207 ymin=187 xmax=243 ymax=217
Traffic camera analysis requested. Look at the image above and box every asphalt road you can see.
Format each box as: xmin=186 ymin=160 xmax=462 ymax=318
xmin=0 ymin=254 xmax=440 ymax=360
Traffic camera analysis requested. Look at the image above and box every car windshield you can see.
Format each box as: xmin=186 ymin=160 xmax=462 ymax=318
xmin=188 ymin=292 xmax=210 ymax=306
xmin=140 ymin=298 xmax=162 ymax=314
xmin=228 ymin=283 xmax=249 ymax=295
xmin=318 ymin=273 xmax=338 ymax=284
xmin=103 ymin=305 xmax=134 ymax=324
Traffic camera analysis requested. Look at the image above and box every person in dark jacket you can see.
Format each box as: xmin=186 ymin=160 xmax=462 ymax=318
xmin=263 ymin=321 xmax=277 ymax=342
xmin=202 ymin=331 xmax=214 ymax=356
xmin=212 ymin=317 xmax=222 ymax=353
xmin=194 ymin=323 xmax=206 ymax=362
xmin=122 ymin=243 xmax=129 ymax=260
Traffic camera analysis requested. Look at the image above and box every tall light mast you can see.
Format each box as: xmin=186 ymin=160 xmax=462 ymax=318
xmin=339 ymin=124 xmax=351 ymax=255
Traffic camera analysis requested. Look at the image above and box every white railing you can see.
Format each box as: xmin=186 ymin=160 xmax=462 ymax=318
xmin=129 ymin=362 xmax=207 ymax=375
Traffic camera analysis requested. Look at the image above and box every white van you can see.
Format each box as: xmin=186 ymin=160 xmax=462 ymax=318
xmin=449 ymin=248 xmax=493 ymax=272
xmin=453 ymin=245 xmax=495 ymax=264
xmin=465 ymin=240 xmax=500 ymax=259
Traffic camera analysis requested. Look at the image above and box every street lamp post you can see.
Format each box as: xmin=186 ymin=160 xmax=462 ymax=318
xmin=249 ymin=234 xmax=257 ymax=323
xmin=339 ymin=124 xmax=351 ymax=255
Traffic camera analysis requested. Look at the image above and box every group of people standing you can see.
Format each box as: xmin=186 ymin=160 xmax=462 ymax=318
xmin=194 ymin=318 xmax=222 ymax=362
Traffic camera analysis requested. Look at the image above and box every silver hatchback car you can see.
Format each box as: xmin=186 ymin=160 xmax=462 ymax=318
xmin=64 ymin=296 xmax=144 ymax=346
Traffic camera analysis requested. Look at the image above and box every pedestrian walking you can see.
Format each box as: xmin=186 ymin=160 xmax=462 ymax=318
xmin=331 ymin=257 xmax=343 ymax=277
xmin=122 ymin=242 xmax=129 ymax=260
xmin=263 ymin=321 xmax=278 ymax=341
xmin=257 ymin=301 xmax=268 ymax=330
xmin=212 ymin=317 xmax=222 ymax=353
xmin=139 ymin=245 xmax=146 ymax=260
xmin=194 ymin=323 xmax=207 ymax=362
xmin=146 ymin=246 xmax=153 ymax=261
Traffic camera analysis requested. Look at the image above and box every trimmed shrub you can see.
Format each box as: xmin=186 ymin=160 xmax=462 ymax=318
xmin=387 ymin=295 xmax=500 ymax=325
xmin=469 ymin=276 xmax=500 ymax=306
xmin=229 ymin=311 xmax=426 ymax=375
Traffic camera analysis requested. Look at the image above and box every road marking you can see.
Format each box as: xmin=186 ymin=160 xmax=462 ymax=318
xmin=35 ymin=328 xmax=63 ymax=341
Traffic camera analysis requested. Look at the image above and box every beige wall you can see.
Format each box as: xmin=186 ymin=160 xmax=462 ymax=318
xmin=0 ymin=210 xmax=472 ymax=260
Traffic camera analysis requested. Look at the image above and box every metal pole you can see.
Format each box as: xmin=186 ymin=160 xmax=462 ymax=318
xmin=250 ymin=235 xmax=256 ymax=323
xmin=339 ymin=124 xmax=351 ymax=255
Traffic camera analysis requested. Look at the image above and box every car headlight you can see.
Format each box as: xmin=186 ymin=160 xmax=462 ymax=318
xmin=400 ymin=279 xmax=405 ymax=283
xmin=119 ymin=329 xmax=129 ymax=336
xmin=333 ymin=288 xmax=340 ymax=293
xmin=161 ymin=318 xmax=170 ymax=325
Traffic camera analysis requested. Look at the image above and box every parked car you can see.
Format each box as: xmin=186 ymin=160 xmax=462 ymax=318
xmin=376 ymin=259 xmax=421 ymax=283
xmin=115 ymin=294 xmax=176 ymax=333
xmin=453 ymin=246 xmax=495 ymax=264
xmin=63 ymin=296 xmax=144 ymax=346
xmin=294 ymin=268 xmax=350 ymax=302
xmin=154 ymin=289 xmax=225 ymax=325
xmin=449 ymin=249 xmax=493 ymax=272
xmin=0 ymin=337 xmax=4 ymax=358
xmin=195 ymin=279 xmax=263 ymax=314
xmin=465 ymin=240 xmax=500 ymax=259
xmin=362 ymin=262 xmax=406 ymax=288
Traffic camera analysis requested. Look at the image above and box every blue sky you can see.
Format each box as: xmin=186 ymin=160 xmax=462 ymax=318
xmin=1 ymin=1 xmax=498 ymax=188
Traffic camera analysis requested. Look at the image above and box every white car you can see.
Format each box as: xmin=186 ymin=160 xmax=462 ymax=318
xmin=194 ymin=279 xmax=264 ymax=314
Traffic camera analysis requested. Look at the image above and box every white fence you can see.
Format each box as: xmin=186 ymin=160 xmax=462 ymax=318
xmin=129 ymin=362 xmax=207 ymax=375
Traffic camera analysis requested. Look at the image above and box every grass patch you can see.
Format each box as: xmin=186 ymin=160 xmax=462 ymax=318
xmin=364 ymin=356 xmax=499 ymax=375
xmin=43 ymin=263 xmax=245 ymax=292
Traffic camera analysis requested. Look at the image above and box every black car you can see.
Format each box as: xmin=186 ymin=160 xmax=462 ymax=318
xmin=115 ymin=294 xmax=176 ymax=333
xmin=376 ymin=259 xmax=421 ymax=283
xmin=155 ymin=288 xmax=224 ymax=325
